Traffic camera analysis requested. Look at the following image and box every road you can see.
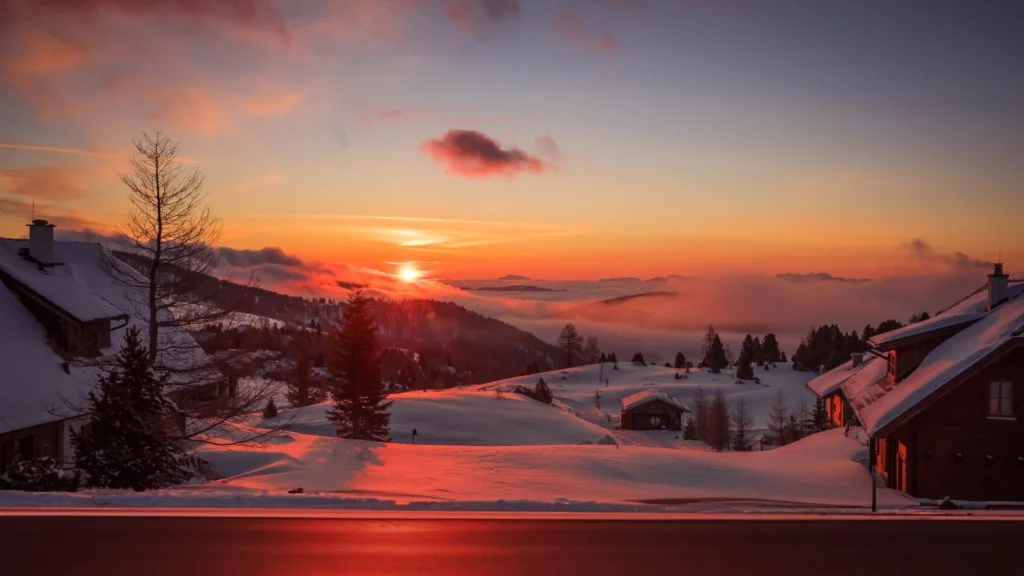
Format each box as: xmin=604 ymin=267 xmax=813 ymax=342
xmin=1 ymin=515 xmax=1021 ymax=575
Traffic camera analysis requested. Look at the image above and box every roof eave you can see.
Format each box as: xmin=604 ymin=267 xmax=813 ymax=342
xmin=868 ymin=318 xmax=981 ymax=352
xmin=870 ymin=337 xmax=1024 ymax=438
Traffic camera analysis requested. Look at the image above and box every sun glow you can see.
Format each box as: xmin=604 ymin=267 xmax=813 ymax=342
xmin=398 ymin=265 xmax=421 ymax=283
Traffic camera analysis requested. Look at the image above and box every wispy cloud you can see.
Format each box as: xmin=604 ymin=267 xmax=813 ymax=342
xmin=0 ymin=143 xmax=120 ymax=159
xmin=444 ymin=0 xmax=522 ymax=34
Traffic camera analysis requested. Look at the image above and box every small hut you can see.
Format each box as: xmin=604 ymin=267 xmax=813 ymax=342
xmin=620 ymin=389 xmax=688 ymax=431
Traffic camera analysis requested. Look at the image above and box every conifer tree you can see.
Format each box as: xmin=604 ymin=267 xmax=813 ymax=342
xmin=736 ymin=355 xmax=755 ymax=380
xmin=262 ymin=397 xmax=278 ymax=419
xmin=72 ymin=327 xmax=197 ymax=490
xmin=326 ymin=291 xmax=392 ymax=441
xmin=707 ymin=335 xmax=728 ymax=373
xmin=674 ymin=352 xmax=686 ymax=369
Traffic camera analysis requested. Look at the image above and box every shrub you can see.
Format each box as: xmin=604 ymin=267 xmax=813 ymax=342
xmin=533 ymin=378 xmax=554 ymax=404
xmin=263 ymin=397 xmax=279 ymax=419
xmin=0 ymin=456 xmax=79 ymax=492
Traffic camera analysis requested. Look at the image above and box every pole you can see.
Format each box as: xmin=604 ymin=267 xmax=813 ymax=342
xmin=869 ymin=435 xmax=877 ymax=513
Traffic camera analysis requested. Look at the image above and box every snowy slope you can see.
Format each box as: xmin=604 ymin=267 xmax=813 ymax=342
xmin=182 ymin=427 xmax=912 ymax=509
xmin=477 ymin=362 xmax=817 ymax=443
xmin=252 ymin=389 xmax=618 ymax=446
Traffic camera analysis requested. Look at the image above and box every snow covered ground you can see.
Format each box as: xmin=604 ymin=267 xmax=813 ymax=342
xmin=0 ymin=363 xmax=925 ymax=513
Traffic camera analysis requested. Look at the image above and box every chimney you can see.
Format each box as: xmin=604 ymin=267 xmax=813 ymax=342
xmin=27 ymin=219 xmax=56 ymax=265
xmin=851 ymin=353 xmax=864 ymax=368
xmin=988 ymin=262 xmax=1009 ymax=310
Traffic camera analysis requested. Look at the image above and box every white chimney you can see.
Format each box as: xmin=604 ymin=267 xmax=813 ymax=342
xmin=988 ymin=263 xmax=1009 ymax=310
xmin=27 ymin=219 xmax=56 ymax=265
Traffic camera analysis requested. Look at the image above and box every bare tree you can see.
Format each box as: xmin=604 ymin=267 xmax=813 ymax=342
xmin=101 ymin=130 xmax=280 ymax=445
xmin=582 ymin=336 xmax=601 ymax=364
xmin=730 ymin=396 xmax=754 ymax=451
xmin=706 ymin=389 xmax=731 ymax=451
xmin=557 ymin=323 xmax=583 ymax=367
xmin=691 ymin=387 xmax=708 ymax=442
xmin=767 ymin=389 xmax=789 ymax=446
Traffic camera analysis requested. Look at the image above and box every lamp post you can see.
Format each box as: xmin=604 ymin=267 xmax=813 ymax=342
xmin=412 ymin=428 xmax=418 ymax=445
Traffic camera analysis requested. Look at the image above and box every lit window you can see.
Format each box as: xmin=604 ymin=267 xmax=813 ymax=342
xmin=989 ymin=382 xmax=1013 ymax=417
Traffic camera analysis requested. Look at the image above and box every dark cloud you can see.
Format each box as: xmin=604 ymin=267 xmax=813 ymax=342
xmin=907 ymin=238 xmax=993 ymax=270
xmin=218 ymin=246 xmax=304 ymax=268
xmin=253 ymin=264 xmax=309 ymax=282
xmin=444 ymin=0 xmax=521 ymax=33
xmin=337 ymin=280 xmax=367 ymax=290
xmin=420 ymin=130 xmax=551 ymax=178
xmin=776 ymin=272 xmax=871 ymax=284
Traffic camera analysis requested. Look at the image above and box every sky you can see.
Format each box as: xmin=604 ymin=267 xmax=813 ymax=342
xmin=1 ymin=0 xmax=1023 ymax=295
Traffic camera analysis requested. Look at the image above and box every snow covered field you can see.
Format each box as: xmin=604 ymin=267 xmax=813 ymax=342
xmin=1 ymin=363 xmax=924 ymax=513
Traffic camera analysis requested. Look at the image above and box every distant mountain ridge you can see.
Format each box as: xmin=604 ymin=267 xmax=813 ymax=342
xmin=776 ymin=272 xmax=871 ymax=284
xmin=596 ymin=291 xmax=678 ymax=306
xmin=459 ymin=285 xmax=563 ymax=293
xmin=497 ymin=274 xmax=531 ymax=281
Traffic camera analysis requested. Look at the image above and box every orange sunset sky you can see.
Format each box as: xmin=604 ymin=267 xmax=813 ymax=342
xmin=1 ymin=0 xmax=1022 ymax=294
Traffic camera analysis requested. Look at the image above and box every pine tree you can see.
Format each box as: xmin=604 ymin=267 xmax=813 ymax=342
xmin=673 ymin=352 xmax=686 ymax=369
xmin=533 ymin=377 xmax=553 ymax=404
xmin=72 ymin=327 xmax=197 ymax=490
xmin=766 ymin=389 xmax=788 ymax=446
xmin=740 ymin=334 xmax=756 ymax=364
xmin=631 ymin=352 xmax=646 ymax=365
xmin=730 ymin=396 xmax=754 ymax=451
xmin=812 ymin=397 xmax=829 ymax=431
xmin=263 ymin=397 xmax=278 ymax=419
xmin=326 ymin=291 xmax=392 ymax=441
xmin=761 ymin=333 xmax=781 ymax=363
xmin=707 ymin=335 xmax=728 ymax=373
xmin=736 ymin=355 xmax=754 ymax=380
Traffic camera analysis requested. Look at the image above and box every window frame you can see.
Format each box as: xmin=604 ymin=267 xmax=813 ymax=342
xmin=987 ymin=381 xmax=1014 ymax=419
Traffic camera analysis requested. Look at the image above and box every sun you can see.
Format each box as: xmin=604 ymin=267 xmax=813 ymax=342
xmin=398 ymin=265 xmax=421 ymax=283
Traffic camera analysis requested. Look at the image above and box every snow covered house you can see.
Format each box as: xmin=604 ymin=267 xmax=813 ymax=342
xmin=809 ymin=263 xmax=1024 ymax=501
xmin=620 ymin=389 xmax=688 ymax=431
xmin=0 ymin=220 xmax=224 ymax=472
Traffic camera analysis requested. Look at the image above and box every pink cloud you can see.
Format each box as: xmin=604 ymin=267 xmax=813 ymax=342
xmin=555 ymin=7 xmax=617 ymax=52
xmin=420 ymin=130 xmax=552 ymax=179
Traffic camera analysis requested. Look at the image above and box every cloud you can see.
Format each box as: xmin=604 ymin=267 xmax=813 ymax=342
xmin=534 ymin=135 xmax=564 ymax=163
xmin=907 ymin=238 xmax=993 ymax=270
xmin=776 ymin=272 xmax=871 ymax=284
xmin=0 ymin=165 xmax=90 ymax=200
xmin=6 ymin=0 xmax=289 ymax=40
xmin=217 ymin=246 xmax=304 ymax=268
xmin=0 ymin=142 xmax=120 ymax=159
xmin=444 ymin=0 xmax=521 ymax=33
xmin=420 ymin=130 xmax=551 ymax=178
xmin=0 ymin=197 xmax=110 ymax=232
xmin=240 ymin=90 xmax=304 ymax=117
xmin=554 ymin=7 xmax=617 ymax=52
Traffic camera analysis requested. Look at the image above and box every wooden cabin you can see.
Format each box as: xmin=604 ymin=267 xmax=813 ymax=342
xmin=620 ymin=389 xmax=688 ymax=431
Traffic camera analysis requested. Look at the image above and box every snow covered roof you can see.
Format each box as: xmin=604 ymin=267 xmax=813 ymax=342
xmin=0 ymin=239 xmax=125 ymax=322
xmin=0 ymin=283 xmax=94 ymax=432
xmin=869 ymin=280 xmax=1024 ymax=350
xmin=620 ymin=388 xmax=688 ymax=412
xmin=852 ymin=296 xmax=1024 ymax=436
xmin=806 ymin=356 xmax=879 ymax=398
xmin=0 ymin=239 xmax=211 ymax=433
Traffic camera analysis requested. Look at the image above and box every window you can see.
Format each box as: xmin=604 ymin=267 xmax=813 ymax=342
xmin=887 ymin=352 xmax=897 ymax=379
xmin=989 ymin=381 xmax=1013 ymax=417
